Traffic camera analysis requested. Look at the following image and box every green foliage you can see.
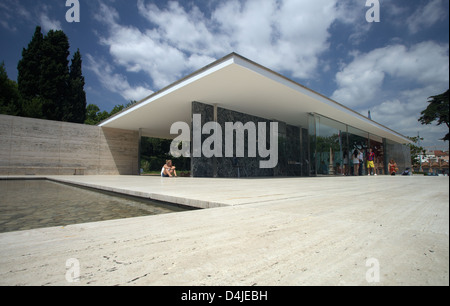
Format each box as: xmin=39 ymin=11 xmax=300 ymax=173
xmin=39 ymin=29 xmax=70 ymax=121
xmin=419 ymin=89 xmax=449 ymax=141
xmin=110 ymin=100 xmax=137 ymax=117
xmin=65 ymin=49 xmax=86 ymax=123
xmin=84 ymin=100 xmax=137 ymax=125
xmin=140 ymin=136 xmax=191 ymax=172
xmin=407 ymin=136 xmax=426 ymax=166
xmin=84 ymin=104 xmax=110 ymax=125
xmin=16 ymin=26 xmax=87 ymax=123
xmin=316 ymin=134 xmax=341 ymax=153
xmin=17 ymin=26 xmax=43 ymax=113
xmin=0 ymin=62 xmax=20 ymax=115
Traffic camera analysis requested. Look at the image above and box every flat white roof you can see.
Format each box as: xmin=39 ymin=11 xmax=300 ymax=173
xmin=99 ymin=53 xmax=411 ymax=144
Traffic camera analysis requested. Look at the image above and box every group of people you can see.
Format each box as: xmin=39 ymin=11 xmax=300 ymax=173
xmin=343 ymin=148 xmax=399 ymax=176
xmin=163 ymin=152 xmax=401 ymax=178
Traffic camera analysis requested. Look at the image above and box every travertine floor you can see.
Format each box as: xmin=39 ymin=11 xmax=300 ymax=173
xmin=0 ymin=175 xmax=448 ymax=286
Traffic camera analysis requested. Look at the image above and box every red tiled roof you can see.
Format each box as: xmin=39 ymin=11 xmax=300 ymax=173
xmin=434 ymin=150 xmax=449 ymax=157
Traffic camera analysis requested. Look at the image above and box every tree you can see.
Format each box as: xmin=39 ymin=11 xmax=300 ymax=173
xmin=110 ymin=100 xmax=138 ymax=117
xmin=84 ymin=101 xmax=137 ymax=125
xmin=407 ymin=136 xmax=426 ymax=167
xmin=418 ymin=90 xmax=449 ymax=141
xmin=0 ymin=61 xmax=20 ymax=115
xmin=17 ymin=26 xmax=87 ymax=123
xmin=39 ymin=29 xmax=70 ymax=121
xmin=66 ymin=49 xmax=86 ymax=123
xmin=84 ymin=104 xmax=110 ymax=125
xmin=17 ymin=26 xmax=44 ymax=118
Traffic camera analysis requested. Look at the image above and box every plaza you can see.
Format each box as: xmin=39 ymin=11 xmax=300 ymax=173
xmin=0 ymin=175 xmax=448 ymax=286
xmin=0 ymin=53 xmax=445 ymax=287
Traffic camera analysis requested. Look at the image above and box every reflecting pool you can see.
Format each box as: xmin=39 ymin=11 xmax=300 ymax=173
xmin=0 ymin=179 xmax=191 ymax=233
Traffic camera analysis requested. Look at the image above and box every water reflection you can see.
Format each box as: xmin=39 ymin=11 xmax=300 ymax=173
xmin=0 ymin=180 xmax=190 ymax=233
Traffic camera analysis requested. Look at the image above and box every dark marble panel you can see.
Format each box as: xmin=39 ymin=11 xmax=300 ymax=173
xmin=191 ymin=101 xmax=306 ymax=178
xmin=191 ymin=102 xmax=214 ymax=177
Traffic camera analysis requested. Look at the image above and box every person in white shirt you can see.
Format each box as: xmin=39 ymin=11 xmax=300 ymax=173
xmin=161 ymin=160 xmax=177 ymax=177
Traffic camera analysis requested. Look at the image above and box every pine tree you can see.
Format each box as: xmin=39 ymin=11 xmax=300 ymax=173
xmin=17 ymin=27 xmax=88 ymax=122
xmin=66 ymin=49 xmax=86 ymax=123
xmin=39 ymin=30 xmax=70 ymax=121
xmin=419 ymin=90 xmax=449 ymax=142
xmin=0 ymin=61 xmax=20 ymax=115
xmin=17 ymin=26 xmax=87 ymax=123
xmin=17 ymin=26 xmax=44 ymax=118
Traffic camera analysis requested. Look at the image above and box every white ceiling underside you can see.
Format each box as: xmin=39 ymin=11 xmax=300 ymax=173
xmin=99 ymin=54 xmax=411 ymax=144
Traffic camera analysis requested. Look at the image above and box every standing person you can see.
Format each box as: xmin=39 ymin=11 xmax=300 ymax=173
xmin=352 ymin=149 xmax=360 ymax=176
xmin=367 ymin=148 xmax=376 ymax=176
xmin=161 ymin=160 xmax=177 ymax=177
xmin=343 ymin=151 xmax=349 ymax=176
xmin=388 ymin=159 xmax=398 ymax=176
xmin=358 ymin=149 xmax=364 ymax=175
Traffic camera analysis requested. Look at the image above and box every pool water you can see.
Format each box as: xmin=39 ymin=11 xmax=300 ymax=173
xmin=0 ymin=179 xmax=190 ymax=233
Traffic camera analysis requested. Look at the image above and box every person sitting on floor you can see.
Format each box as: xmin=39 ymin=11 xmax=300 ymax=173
xmin=161 ymin=160 xmax=177 ymax=177
xmin=388 ymin=159 xmax=399 ymax=176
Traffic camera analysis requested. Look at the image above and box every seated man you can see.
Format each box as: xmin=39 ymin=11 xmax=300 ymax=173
xmin=161 ymin=160 xmax=177 ymax=177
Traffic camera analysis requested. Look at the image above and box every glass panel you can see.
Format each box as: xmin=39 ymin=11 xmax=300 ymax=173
xmin=369 ymin=133 xmax=383 ymax=144
xmin=369 ymin=134 xmax=384 ymax=175
xmin=308 ymin=114 xmax=316 ymax=176
xmin=348 ymin=126 xmax=369 ymax=175
xmin=315 ymin=115 xmax=347 ymax=175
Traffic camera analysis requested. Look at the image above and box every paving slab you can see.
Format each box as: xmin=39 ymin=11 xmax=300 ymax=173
xmin=0 ymin=175 xmax=448 ymax=286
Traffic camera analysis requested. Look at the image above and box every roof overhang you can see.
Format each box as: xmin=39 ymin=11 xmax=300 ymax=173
xmin=99 ymin=53 xmax=412 ymax=144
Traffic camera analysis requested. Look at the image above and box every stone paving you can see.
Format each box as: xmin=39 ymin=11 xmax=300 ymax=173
xmin=0 ymin=175 xmax=448 ymax=286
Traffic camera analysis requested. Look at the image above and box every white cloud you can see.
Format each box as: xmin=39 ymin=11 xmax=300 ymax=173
xmin=209 ymin=0 xmax=338 ymax=78
xmin=368 ymin=94 xmax=449 ymax=147
xmin=89 ymin=0 xmax=448 ymax=148
xmin=332 ymin=41 xmax=449 ymax=109
xmin=333 ymin=0 xmax=373 ymax=45
xmin=94 ymin=0 xmax=341 ymax=90
xmin=406 ymin=0 xmax=447 ymax=34
xmin=0 ymin=0 xmax=32 ymax=31
xmin=86 ymin=54 xmax=153 ymax=102
xmin=39 ymin=13 xmax=62 ymax=32
xmin=332 ymin=42 xmax=449 ymax=146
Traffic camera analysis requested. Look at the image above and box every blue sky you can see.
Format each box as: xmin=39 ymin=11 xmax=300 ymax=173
xmin=1 ymin=0 xmax=449 ymax=150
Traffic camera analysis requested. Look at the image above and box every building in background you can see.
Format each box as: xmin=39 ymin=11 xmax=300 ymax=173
xmin=100 ymin=53 xmax=412 ymax=177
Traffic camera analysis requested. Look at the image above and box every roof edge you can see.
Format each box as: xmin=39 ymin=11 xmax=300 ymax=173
xmin=98 ymin=53 xmax=238 ymax=127
xmin=98 ymin=52 xmax=412 ymax=144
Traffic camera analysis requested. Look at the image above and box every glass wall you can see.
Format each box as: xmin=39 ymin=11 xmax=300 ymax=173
xmin=369 ymin=133 xmax=384 ymax=175
xmin=347 ymin=126 xmax=369 ymax=176
xmin=309 ymin=114 xmax=348 ymax=176
xmin=309 ymin=113 xmax=385 ymax=176
xmin=316 ymin=116 xmax=346 ymax=175
xmin=308 ymin=113 xmax=316 ymax=176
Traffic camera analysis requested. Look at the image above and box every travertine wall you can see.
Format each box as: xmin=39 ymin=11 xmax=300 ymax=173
xmin=0 ymin=115 xmax=139 ymax=175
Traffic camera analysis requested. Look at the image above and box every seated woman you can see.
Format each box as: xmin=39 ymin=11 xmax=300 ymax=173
xmin=388 ymin=159 xmax=398 ymax=176
xmin=161 ymin=160 xmax=177 ymax=177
